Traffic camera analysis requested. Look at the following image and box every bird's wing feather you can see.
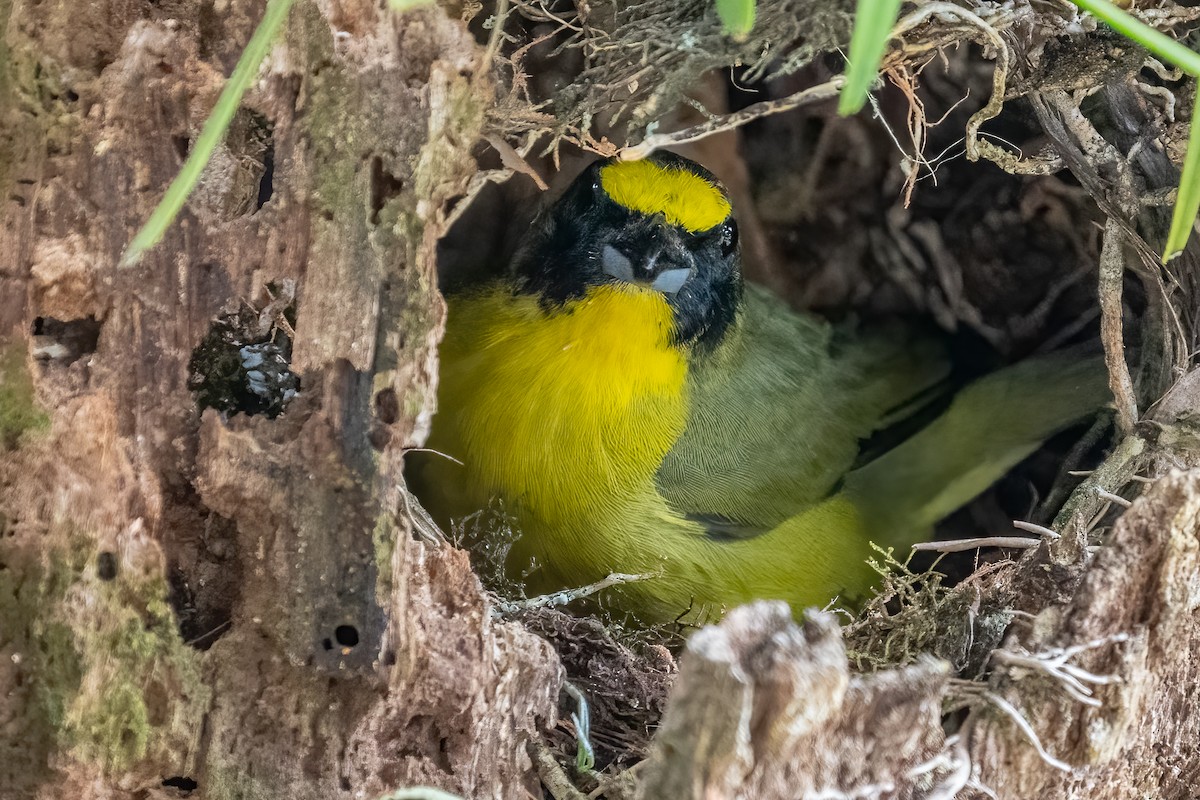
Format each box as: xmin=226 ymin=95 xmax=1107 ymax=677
xmin=654 ymin=284 xmax=949 ymax=534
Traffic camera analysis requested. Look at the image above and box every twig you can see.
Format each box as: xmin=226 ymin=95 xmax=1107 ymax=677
xmin=619 ymin=78 xmax=845 ymax=160
xmin=491 ymin=572 xmax=652 ymax=616
xmin=1096 ymin=488 xmax=1133 ymax=508
xmin=481 ymin=0 xmax=511 ymax=72
xmin=912 ymin=537 xmax=1041 ymax=553
xmin=185 ymin=618 xmax=232 ymax=646
xmin=529 ymin=741 xmax=589 ymax=800
xmin=1099 ymin=218 xmax=1139 ymax=434
xmin=889 ymin=2 xmax=1022 ymax=170
xmin=1051 ymin=433 xmax=1147 ymax=562
xmin=1012 ymin=520 xmax=1060 ymax=540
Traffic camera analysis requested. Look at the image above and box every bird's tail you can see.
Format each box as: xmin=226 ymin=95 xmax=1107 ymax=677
xmin=843 ymin=349 xmax=1111 ymax=550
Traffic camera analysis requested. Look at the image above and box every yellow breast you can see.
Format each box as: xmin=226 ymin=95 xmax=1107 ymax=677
xmin=427 ymin=283 xmax=688 ymax=537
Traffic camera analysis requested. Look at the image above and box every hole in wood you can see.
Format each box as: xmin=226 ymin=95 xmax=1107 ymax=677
xmin=97 ymin=551 xmax=118 ymax=581
xmin=30 ymin=315 xmax=101 ymax=364
xmin=369 ymin=155 xmax=404 ymax=226
xmin=334 ymin=624 xmax=359 ymax=648
xmin=161 ymin=776 xmax=198 ymax=793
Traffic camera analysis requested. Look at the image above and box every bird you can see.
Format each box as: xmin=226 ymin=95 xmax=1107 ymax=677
xmin=408 ymin=151 xmax=1109 ymax=625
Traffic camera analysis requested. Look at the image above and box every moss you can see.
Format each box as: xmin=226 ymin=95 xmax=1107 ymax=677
xmin=0 ymin=524 xmax=207 ymax=777
xmin=73 ymin=682 xmax=151 ymax=771
xmin=372 ymin=513 xmax=398 ymax=602
xmin=66 ymin=573 xmax=207 ymax=772
xmin=0 ymin=339 xmax=49 ymax=449
xmin=0 ymin=550 xmax=85 ymax=794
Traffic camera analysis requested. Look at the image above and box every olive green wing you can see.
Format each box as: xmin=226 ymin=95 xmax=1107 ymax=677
xmin=654 ymin=284 xmax=950 ymax=533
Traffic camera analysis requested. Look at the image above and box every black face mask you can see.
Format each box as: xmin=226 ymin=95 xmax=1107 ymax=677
xmin=511 ymin=153 xmax=743 ymax=351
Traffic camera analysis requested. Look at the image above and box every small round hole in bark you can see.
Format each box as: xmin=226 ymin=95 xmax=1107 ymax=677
xmin=374 ymin=387 xmax=399 ymax=424
xmin=97 ymin=551 xmax=118 ymax=581
xmin=334 ymin=625 xmax=359 ymax=648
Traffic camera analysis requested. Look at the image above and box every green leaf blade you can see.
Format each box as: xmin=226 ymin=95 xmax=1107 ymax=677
xmin=1164 ymin=112 xmax=1200 ymax=262
xmin=120 ymin=0 xmax=297 ymax=268
xmin=717 ymin=0 xmax=756 ymax=40
xmin=838 ymin=0 xmax=903 ymax=116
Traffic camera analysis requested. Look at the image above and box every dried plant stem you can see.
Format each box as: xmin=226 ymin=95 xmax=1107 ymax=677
xmin=912 ymin=537 xmax=1041 ymax=553
xmin=1099 ymin=218 xmax=1140 ymax=434
xmin=529 ymin=742 xmax=589 ymax=800
xmin=620 ymin=78 xmax=845 ymax=160
xmin=1012 ymin=521 xmax=1060 ymax=539
xmin=492 ymin=572 xmax=651 ymax=616
xmin=890 ymin=2 xmax=1011 ymax=168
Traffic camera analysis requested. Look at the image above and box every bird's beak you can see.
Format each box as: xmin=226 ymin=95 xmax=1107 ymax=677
xmin=601 ymin=244 xmax=693 ymax=295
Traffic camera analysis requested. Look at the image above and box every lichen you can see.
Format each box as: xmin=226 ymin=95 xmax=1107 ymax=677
xmin=842 ymin=547 xmax=1015 ymax=677
xmin=0 ymin=338 xmax=49 ymax=449
xmin=0 ymin=552 xmax=85 ymax=794
xmin=372 ymin=513 xmax=398 ymax=602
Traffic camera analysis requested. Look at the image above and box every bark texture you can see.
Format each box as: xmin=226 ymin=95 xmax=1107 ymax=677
xmin=0 ymin=1 xmax=559 ymax=798
xmin=636 ymin=606 xmax=953 ymax=799
xmin=971 ymin=470 xmax=1200 ymax=799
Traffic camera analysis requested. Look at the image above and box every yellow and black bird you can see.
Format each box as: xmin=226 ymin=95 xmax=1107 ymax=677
xmin=411 ymin=151 xmax=1108 ymax=624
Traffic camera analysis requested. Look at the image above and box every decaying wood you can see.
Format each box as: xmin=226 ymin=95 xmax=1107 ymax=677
xmin=635 ymin=605 xmax=952 ymax=799
xmin=0 ymin=1 xmax=560 ymax=798
xmin=970 ymin=469 xmax=1200 ymax=799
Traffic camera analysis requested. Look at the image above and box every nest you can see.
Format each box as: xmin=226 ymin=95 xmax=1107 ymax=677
xmin=442 ymin=0 xmax=1200 ymax=794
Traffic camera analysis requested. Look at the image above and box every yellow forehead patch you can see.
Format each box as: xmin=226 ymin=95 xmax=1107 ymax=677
xmin=600 ymin=159 xmax=731 ymax=232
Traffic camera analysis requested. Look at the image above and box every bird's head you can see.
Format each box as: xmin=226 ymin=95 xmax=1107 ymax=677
xmin=512 ymin=151 xmax=743 ymax=350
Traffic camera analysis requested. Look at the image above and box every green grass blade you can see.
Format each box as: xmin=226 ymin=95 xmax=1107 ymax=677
xmin=716 ymin=0 xmax=756 ymax=40
xmin=1164 ymin=108 xmax=1200 ymax=261
xmin=1075 ymin=0 xmax=1200 ymax=260
xmin=838 ymin=0 xmax=903 ymax=116
xmin=388 ymin=0 xmax=434 ymax=9
xmin=1068 ymin=0 xmax=1200 ymax=76
xmin=120 ymin=0 xmax=297 ymax=268
xmin=1068 ymin=0 xmax=1200 ymax=261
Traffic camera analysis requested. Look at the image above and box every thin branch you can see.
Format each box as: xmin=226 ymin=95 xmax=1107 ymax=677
xmin=912 ymin=537 xmax=1041 ymax=553
xmin=1012 ymin=520 xmax=1060 ymax=540
xmin=1096 ymin=488 xmax=1133 ymax=508
xmin=1099 ymin=218 xmax=1140 ymax=434
xmin=620 ymin=78 xmax=845 ymax=160
xmin=529 ymin=741 xmax=590 ymax=800
xmin=491 ymin=572 xmax=653 ymax=616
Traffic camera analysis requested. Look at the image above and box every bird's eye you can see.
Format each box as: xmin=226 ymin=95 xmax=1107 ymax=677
xmin=719 ymin=219 xmax=739 ymax=257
